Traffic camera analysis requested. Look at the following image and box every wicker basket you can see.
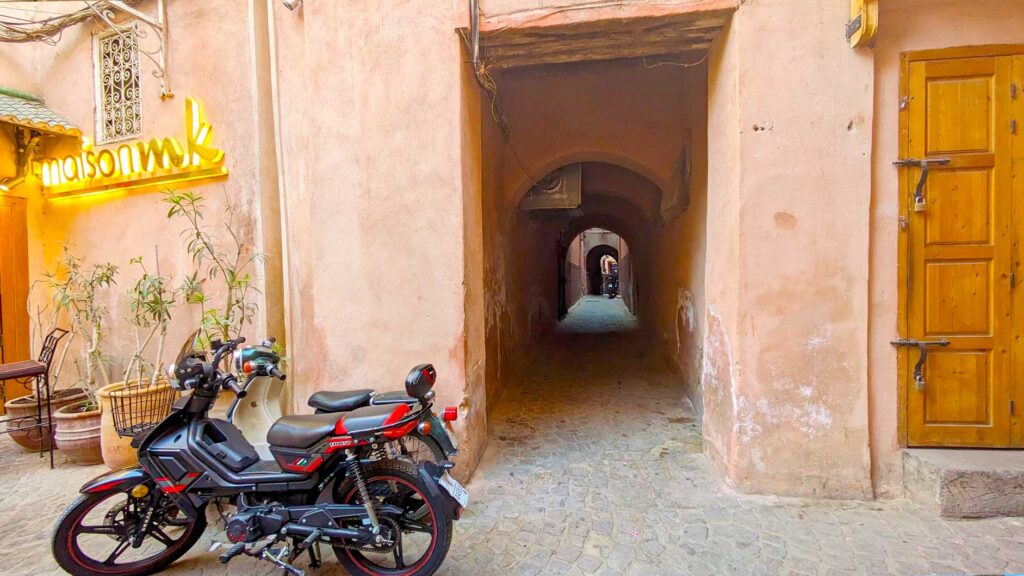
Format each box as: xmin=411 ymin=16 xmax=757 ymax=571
xmin=108 ymin=382 xmax=178 ymax=438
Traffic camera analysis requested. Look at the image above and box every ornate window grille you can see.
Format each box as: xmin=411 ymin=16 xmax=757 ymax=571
xmin=94 ymin=25 xmax=142 ymax=143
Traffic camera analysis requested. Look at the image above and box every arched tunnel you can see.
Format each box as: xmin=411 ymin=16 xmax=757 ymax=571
xmin=472 ymin=56 xmax=709 ymax=433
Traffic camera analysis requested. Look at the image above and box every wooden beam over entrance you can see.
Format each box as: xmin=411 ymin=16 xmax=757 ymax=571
xmin=462 ymin=0 xmax=736 ymax=69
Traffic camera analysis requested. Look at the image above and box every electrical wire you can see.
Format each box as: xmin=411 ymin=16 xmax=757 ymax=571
xmin=460 ymin=4 xmax=540 ymax=188
xmin=0 ymin=0 xmax=141 ymax=44
xmin=643 ymin=53 xmax=709 ymax=68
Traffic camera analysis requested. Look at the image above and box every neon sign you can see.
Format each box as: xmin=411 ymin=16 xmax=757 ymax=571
xmin=35 ymin=97 xmax=227 ymax=198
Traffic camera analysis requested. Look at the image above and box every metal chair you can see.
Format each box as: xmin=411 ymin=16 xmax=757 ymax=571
xmin=0 ymin=328 xmax=70 ymax=468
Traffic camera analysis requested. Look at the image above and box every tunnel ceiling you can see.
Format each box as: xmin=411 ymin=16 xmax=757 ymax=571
xmin=522 ymin=162 xmax=663 ymax=226
xmin=469 ymin=1 xmax=735 ymax=69
xmin=581 ymin=163 xmax=661 ymax=223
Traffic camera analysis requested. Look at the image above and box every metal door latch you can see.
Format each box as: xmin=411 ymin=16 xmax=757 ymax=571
xmin=891 ymin=338 xmax=950 ymax=390
xmin=893 ymin=158 xmax=951 ymax=211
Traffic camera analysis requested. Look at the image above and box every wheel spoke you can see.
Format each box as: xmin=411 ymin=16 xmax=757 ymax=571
xmin=392 ymin=533 xmax=405 ymax=569
xmin=103 ymin=539 xmax=131 ymax=565
xmin=77 ymin=524 xmax=121 ymax=536
xmin=401 ymin=520 xmax=432 ymax=533
xmin=149 ymin=527 xmax=176 ymax=548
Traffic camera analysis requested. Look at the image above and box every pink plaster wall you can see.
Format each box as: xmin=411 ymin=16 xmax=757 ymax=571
xmin=0 ymin=0 xmax=274 ymax=392
xmin=653 ymin=63 xmax=709 ymax=420
xmin=704 ymin=0 xmax=875 ymax=498
xmin=869 ymin=0 xmax=1024 ymax=497
xmin=269 ymin=1 xmax=488 ymax=475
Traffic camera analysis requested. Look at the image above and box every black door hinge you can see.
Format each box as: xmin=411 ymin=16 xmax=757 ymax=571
xmin=1012 ymin=83 xmax=1018 ymax=100
xmin=1012 ymin=399 xmax=1016 ymax=415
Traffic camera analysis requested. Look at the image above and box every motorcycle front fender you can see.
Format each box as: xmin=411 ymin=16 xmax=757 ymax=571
xmin=80 ymin=467 xmax=149 ymax=494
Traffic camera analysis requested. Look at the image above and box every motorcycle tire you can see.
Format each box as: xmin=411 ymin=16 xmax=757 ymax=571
xmin=51 ymin=491 xmax=207 ymax=576
xmin=333 ymin=459 xmax=454 ymax=576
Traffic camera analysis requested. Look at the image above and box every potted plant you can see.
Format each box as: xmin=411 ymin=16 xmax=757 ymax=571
xmin=8 ymin=247 xmax=116 ymax=457
xmin=165 ymin=189 xmax=263 ymax=418
xmin=98 ymin=252 xmax=179 ymax=470
xmin=165 ymin=190 xmax=261 ymax=342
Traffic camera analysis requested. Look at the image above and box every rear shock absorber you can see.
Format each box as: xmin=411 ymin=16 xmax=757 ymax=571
xmin=345 ymin=450 xmax=380 ymax=533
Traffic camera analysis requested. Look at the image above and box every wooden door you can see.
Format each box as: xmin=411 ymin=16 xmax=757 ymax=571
xmin=1011 ymin=56 xmax=1024 ymax=446
xmin=0 ymin=195 xmax=30 ymax=365
xmin=903 ymin=54 xmax=1015 ymax=447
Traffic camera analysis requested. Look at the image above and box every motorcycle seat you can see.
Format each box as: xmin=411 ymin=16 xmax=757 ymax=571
xmin=307 ymin=388 xmax=374 ymax=413
xmin=370 ymin=390 xmax=418 ymax=405
xmin=267 ymin=412 xmax=344 ymax=449
xmin=339 ymin=404 xmax=407 ymax=435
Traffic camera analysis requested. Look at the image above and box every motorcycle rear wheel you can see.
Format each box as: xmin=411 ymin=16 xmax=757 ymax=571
xmin=333 ymin=459 xmax=453 ymax=576
xmin=51 ymin=489 xmax=206 ymax=576
xmin=396 ymin=432 xmax=445 ymax=465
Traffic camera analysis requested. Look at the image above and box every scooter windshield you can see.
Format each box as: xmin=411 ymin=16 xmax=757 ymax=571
xmin=175 ymin=329 xmax=203 ymax=366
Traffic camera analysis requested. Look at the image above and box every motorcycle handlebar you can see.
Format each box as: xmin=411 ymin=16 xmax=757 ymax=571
xmin=223 ymin=375 xmax=248 ymax=398
xmin=210 ymin=337 xmax=246 ymax=370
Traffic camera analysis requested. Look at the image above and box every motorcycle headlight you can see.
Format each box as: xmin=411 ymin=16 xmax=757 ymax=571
xmin=166 ymin=363 xmax=181 ymax=390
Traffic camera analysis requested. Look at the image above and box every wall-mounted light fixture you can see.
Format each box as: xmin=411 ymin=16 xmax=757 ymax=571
xmin=283 ymin=0 xmax=302 ymax=11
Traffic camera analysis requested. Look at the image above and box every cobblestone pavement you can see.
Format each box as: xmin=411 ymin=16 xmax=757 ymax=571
xmin=557 ymin=296 xmax=639 ymax=334
xmin=4 ymin=300 xmax=1024 ymax=575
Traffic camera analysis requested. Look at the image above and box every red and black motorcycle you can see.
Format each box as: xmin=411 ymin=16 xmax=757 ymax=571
xmin=51 ymin=330 xmax=468 ymax=576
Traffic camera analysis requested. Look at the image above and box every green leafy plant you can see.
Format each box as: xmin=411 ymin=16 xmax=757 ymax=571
xmin=123 ymin=250 xmax=179 ymax=389
xmin=164 ymin=189 xmax=261 ymax=343
xmin=43 ymin=246 xmax=118 ymax=406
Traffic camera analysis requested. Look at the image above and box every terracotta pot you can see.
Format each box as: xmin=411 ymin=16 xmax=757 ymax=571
xmin=3 ymin=388 xmax=89 ymax=452
xmin=98 ymin=379 xmax=176 ymax=470
xmin=54 ymin=401 xmax=103 ymax=465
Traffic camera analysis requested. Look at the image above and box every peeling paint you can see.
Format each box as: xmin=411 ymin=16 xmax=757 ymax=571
xmin=700 ymin=306 xmax=738 ymax=467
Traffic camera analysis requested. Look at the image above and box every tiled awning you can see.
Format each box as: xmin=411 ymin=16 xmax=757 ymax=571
xmin=0 ymin=88 xmax=81 ymax=138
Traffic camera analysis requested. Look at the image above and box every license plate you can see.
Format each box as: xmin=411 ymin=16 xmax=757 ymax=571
xmin=438 ymin=472 xmax=469 ymax=508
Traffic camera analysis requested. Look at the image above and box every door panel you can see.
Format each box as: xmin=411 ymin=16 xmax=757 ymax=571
xmin=924 ymin=261 xmax=990 ymax=335
xmin=905 ymin=56 xmax=1012 ymax=447
xmin=924 ymin=351 xmax=989 ymax=425
xmin=924 ymin=170 xmax=990 ymax=245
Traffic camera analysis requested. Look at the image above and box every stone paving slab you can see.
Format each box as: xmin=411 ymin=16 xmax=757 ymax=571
xmin=3 ymin=306 xmax=1023 ymax=575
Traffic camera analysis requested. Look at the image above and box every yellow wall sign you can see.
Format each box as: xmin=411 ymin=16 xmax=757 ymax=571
xmin=35 ymin=97 xmax=227 ymax=198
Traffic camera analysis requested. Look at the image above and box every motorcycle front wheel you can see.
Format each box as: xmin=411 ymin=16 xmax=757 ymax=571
xmin=51 ymin=488 xmax=206 ymax=576
xmin=332 ymin=459 xmax=453 ymax=576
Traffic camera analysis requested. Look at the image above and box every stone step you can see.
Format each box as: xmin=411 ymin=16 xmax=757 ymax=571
xmin=903 ymin=448 xmax=1024 ymax=518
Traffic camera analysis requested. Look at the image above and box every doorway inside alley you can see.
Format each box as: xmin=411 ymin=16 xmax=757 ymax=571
xmin=558 ymin=227 xmax=636 ymax=334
